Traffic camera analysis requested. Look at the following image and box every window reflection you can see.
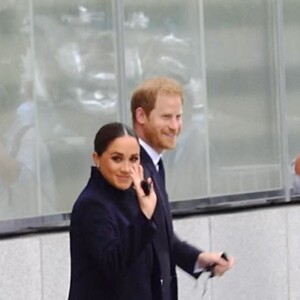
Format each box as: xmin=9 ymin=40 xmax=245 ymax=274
xmin=0 ymin=83 xmax=56 ymax=220
xmin=0 ymin=0 xmax=300 ymax=223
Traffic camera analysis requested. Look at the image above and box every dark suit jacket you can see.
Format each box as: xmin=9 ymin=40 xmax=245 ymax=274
xmin=140 ymin=146 xmax=202 ymax=299
xmin=68 ymin=167 xmax=161 ymax=300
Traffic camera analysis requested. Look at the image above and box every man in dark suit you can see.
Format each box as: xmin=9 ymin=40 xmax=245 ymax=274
xmin=131 ymin=76 xmax=234 ymax=299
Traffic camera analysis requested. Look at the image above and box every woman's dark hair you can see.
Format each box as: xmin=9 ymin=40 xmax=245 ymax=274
xmin=94 ymin=122 xmax=138 ymax=156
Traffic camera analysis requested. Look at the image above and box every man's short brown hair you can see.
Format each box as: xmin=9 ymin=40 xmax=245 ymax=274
xmin=131 ymin=76 xmax=184 ymax=124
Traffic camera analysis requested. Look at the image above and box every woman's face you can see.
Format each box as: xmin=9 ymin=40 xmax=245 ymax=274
xmin=93 ymin=136 xmax=140 ymax=190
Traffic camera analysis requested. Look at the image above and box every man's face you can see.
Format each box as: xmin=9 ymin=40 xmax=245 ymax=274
xmin=143 ymin=93 xmax=183 ymax=153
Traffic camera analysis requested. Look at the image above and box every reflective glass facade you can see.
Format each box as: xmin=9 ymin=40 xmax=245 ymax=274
xmin=0 ymin=0 xmax=299 ymax=222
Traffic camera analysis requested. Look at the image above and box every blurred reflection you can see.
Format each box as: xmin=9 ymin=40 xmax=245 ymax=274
xmin=0 ymin=82 xmax=56 ymax=219
xmin=164 ymin=79 xmax=208 ymax=200
xmin=141 ymin=33 xmax=192 ymax=84
xmin=30 ymin=4 xmax=119 ymax=211
xmin=34 ymin=6 xmax=117 ymax=119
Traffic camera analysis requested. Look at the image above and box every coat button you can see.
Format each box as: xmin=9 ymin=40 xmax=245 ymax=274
xmin=160 ymin=279 xmax=164 ymax=286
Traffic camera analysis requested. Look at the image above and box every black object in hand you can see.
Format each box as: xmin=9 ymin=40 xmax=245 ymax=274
xmin=140 ymin=180 xmax=151 ymax=196
xmin=221 ymin=252 xmax=228 ymax=261
xmin=206 ymin=252 xmax=229 ymax=278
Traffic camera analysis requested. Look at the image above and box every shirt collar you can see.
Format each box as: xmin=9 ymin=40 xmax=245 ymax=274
xmin=139 ymin=138 xmax=162 ymax=168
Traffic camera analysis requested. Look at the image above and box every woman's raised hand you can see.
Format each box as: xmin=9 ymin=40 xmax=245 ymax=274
xmin=130 ymin=164 xmax=157 ymax=219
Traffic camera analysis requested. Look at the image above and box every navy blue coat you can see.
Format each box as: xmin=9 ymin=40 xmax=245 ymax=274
xmin=68 ymin=167 xmax=159 ymax=300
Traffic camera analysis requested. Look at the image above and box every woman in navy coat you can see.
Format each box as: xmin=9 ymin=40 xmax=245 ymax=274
xmin=68 ymin=122 xmax=159 ymax=300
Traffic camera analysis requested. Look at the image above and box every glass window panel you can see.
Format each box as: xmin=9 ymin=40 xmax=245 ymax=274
xmin=33 ymin=0 xmax=119 ymax=214
xmin=284 ymin=0 xmax=300 ymax=197
xmin=0 ymin=1 xmax=37 ymax=220
xmin=0 ymin=1 xmax=119 ymax=221
xmin=204 ymin=0 xmax=282 ymax=196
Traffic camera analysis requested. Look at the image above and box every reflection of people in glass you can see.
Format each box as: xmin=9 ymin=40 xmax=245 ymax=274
xmin=68 ymin=122 xmax=159 ymax=299
xmin=0 ymin=83 xmax=55 ymax=219
xmin=292 ymin=154 xmax=300 ymax=194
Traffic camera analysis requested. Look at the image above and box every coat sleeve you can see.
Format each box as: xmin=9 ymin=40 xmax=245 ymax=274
xmin=72 ymin=197 xmax=157 ymax=282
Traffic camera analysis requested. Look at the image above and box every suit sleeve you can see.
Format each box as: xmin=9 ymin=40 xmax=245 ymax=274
xmin=172 ymin=232 xmax=203 ymax=278
xmin=71 ymin=198 xmax=157 ymax=282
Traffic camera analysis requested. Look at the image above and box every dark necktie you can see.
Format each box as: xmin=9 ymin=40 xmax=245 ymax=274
xmin=154 ymin=158 xmax=171 ymax=299
xmin=157 ymin=158 xmax=165 ymax=186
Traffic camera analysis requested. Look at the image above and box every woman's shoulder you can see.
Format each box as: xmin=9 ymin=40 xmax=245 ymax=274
xmin=72 ymin=186 xmax=107 ymax=211
xmin=72 ymin=183 xmax=132 ymax=214
xmin=70 ymin=190 xmax=112 ymax=229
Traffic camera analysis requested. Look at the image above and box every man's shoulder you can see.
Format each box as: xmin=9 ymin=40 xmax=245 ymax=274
xmin=139 ymin=146 xmax=151 ymax=162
